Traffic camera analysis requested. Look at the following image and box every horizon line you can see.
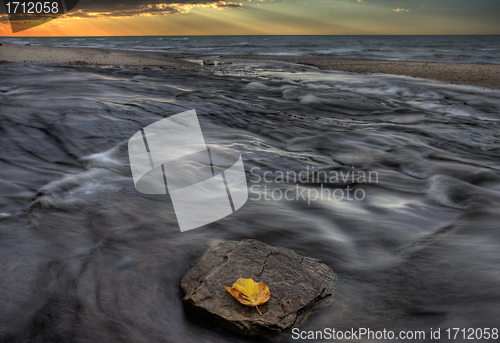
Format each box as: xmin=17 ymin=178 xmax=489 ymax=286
xmin=3 ymin=34 xmax=500 ymax=38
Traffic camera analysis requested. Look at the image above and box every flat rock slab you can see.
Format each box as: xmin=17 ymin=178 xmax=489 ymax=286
xmin=181 ymin=239 xmax=336 ymax=336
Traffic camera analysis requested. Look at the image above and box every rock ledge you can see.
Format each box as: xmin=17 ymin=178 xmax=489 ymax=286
xmin=181 ymin=239 xmax=336 ymax=336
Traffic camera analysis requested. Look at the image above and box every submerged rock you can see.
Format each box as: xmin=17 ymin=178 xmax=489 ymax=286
xmin=202 ymin=59 xmax=215 ymax=65
xmin=181 ymin=239 xmax=336 ymax=337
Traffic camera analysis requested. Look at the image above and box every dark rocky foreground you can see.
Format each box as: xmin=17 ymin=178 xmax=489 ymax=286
xmin=181 ymin=239 xmax=336 ymax=337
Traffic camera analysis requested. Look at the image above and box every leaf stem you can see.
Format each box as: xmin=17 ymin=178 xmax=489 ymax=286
xmin=255 ymin=305 xmax=262 ymax=315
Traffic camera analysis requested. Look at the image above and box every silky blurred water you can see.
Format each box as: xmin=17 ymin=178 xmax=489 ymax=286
xmin=1 ymin=61 xmax=500 ymax=342
xmin=2 ymin=35 xmax=500 ymax=64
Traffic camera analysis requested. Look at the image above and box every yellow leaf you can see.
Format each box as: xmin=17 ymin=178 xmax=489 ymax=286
xmin=225 ymin=277 xmax=270 ymax=315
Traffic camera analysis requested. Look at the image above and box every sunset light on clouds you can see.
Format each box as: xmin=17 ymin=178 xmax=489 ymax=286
xmin=1 ymin=0 xmax=499 ymax=36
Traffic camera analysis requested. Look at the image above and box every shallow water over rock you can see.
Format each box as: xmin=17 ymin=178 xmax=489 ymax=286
xmin=0 ymin=62 xmax=500 ymax=342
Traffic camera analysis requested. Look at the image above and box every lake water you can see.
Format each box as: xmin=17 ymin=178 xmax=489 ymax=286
xmin=2 ymin=35 xmax=500 ymax=64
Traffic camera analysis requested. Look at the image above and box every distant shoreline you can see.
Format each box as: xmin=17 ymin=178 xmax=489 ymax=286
xmin=1 ymin=44 xmax=499 ymax=89
xmin=0 ymin=43 xmax=195 ymax=68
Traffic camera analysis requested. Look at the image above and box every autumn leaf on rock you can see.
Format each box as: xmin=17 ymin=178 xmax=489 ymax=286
xmin=225 ymin=277 xmax=270 ymax=315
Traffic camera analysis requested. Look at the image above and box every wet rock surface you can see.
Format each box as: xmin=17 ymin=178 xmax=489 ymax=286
xmin=181 ymin=239 xmax=336 ymax=336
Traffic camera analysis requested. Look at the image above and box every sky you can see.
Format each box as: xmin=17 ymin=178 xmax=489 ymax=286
xmin=0 ymin=0 xmax=499 ymax=36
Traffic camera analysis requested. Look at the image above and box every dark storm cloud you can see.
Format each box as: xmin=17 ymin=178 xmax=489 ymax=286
xmin=58 ymin=0 xmax=243 ymax=18
xmin=72 ymin=0 xmax=241 ymax=13
xmin=0 ymin=0 xmax=242 ymax=17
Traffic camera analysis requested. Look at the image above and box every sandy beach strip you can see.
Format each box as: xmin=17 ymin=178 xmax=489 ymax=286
xmin=1 ymin=44 xmax=499 ymax=89
xmin=0 ymin=43 xmax=195 ymax=67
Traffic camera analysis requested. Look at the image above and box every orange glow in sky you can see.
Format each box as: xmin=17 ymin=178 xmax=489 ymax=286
xmin=1 ymin=0 xmax=499 ymax=37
